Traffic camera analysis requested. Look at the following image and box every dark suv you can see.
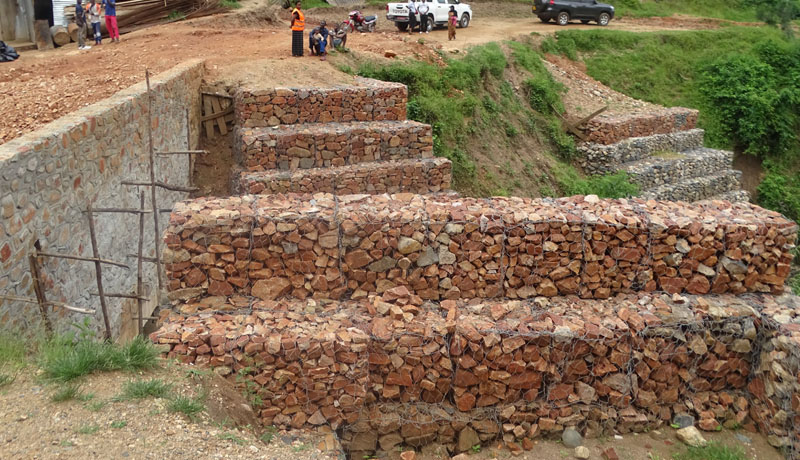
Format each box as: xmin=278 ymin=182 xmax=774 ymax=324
xmin=532 ymin=0 xmax=615 ymax=26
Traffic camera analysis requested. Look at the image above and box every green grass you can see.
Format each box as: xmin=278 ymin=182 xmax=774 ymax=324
xmin=554 ymin=164 xmax=640 ymax=198
xmin=75 ymin=424 xmax=100 ymax=435
xmin=219 ymin=0 xmax=242 ymax=9
xmin=302 ymin=0 xmax=331 ymax=9
xmin=86 ymin=400 xmax=107 ymax=412
xmin=673 ymin=442 xmax=748 ymax=460
xmin=50 ymin=382 xmax=83 ymax=402
xmin=218 ymin=432 xmax=246 ymax=445
xmin=167 ymin=394 xmax=205 ymax=420
xmin=260 ymin=426 xmax=278 ymax=444
xmin=0 ymin=332 xmax=26 ymax=387
xmin=612 ymin=0 xmax=760 ymax=22
xmin=120 ymin=378 xmax=171 ymax=400
xmin=39 ymin=335 xmax=159 ymax=382
xmin=111 ymin=420 xmax=127 ymax=429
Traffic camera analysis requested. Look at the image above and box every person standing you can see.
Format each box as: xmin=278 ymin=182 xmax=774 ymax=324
xmin=448 ymin=5 xmax=457 ymax=41
xmin=102 ymin=0 xmax=119 ymax=43
xmin=291 ymin=1 xmax=305 ymax=57
xmin=88 ymin=0 xmax=102 ymax=45
xmin=406 ymin=0 xmax=416 ymax=34
xmin=75 ymin=0 xmax=91 ymax=50
xmin=417 ymin=0 xmax=429 ymax=34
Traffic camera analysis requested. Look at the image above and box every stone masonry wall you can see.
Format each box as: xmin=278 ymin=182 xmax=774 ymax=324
xmin=152 ymin=292 xmax=800 ymax=456
xmin=237 ymin=158 xmax=452 ymax=196
xmin=162 ymin=193 xmax=796 ymax=309
xmin=578 ymin=129 xmax=705 ymax=176
xmin=235 ymin=77 xmax=407 ymax=128
xmin=0 ymin=60 xmax=204 ymax=337
xmin=235 ymin=120 xmax=433 ymax=172
xmin=585 ymin=107 xmax=699 ymax=145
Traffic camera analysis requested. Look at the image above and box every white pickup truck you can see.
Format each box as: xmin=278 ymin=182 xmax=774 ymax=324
xmin=385 ymin=0 xmax=472 ymax=32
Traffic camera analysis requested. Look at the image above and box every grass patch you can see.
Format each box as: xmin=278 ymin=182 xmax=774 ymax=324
xmin=86 ymin=400 xmax=107 ymax=412
xmin=167 ymin=394 xmax=205 ymax=420
xmin=166 ymin=10 xmax=186 ymax=20
xmin=111 ymin=420 xmax=127 ymax=429
xmin=39 ymin=335 xmax=159 ymax=382
xmin=50 ymin=382 xmax=83 ymax=402
xmin=301 ymin=0 xmax=332 ymax=8
xmin=260 ymin=425 xmax=278 ymax=444
xmin=554 ymin=164 xmax=640 ymax=198
xmin=218 ymin=432 xmax=247 ymax=445
xmin=612 ymin=0 xmax=760 ymax=22
xmin=75 ymin=424 xmax=100 ymax=435
xmin=673 ymin=442 xmax=748 ymax=460
xmin=120 ymin=378 xmax=171 ymax=400
xmin=219 ymin=0 xmax=242 ymax=9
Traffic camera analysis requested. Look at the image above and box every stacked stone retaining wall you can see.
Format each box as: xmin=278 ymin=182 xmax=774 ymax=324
xmin=0 ymin=60 xmax=203 ymax=337
xmin=237 ymin=158 xmax=452 ymax=196
xmin=152 ymin=292 xmax=800 ymax=457
xmin=234 ymin=77 xmax=407 ymax=128
xmin=585 ymin=107 xmax=699 ymax=145
xmin=163 ymin=193 xmax=796 ymax=309
xmin=236 ymin=121 xmax=433 ymax=172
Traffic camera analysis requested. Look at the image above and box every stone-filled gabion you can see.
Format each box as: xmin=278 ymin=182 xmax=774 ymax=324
xmin=237 ymin=158 xmax=452 ymax=196
xmin=236 ymin=121 xmax=433 ymax=172
xmin=585 ymin=107 xmax=699 ymax=145
xmin=163 ymin=193 xmax=796 ymax=306
xmin=234 ymin=77 xmax=407 ymax=128
xmin=578 ymin=129 xmax=705 ymax=176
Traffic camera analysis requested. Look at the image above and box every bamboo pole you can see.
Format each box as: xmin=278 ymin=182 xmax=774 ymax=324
xmin=87 ymin=205 xmax=112 ymax=340
xmin=0 ymin=295 xmax=95 ymax=315
xmin=121 ymin=180 xmax=198 ymax=193
xmin=145 ymin=69 xmax=164 ymax=293
xmin=28 ymin=254 xmax=53 ymax=336
xmin=137 ymin=191 xmax=146 ymax=336
xmin=36 ymin=252 xmax=129 ymax=269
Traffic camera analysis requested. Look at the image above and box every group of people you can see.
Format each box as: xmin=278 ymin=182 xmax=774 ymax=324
xmin=74 ymin=0 xmax=121 ymax=50
xmin=405 ymin=0 xmax=459 ymax=40
xmin=290 ymin=1 xmax=348 ymax=59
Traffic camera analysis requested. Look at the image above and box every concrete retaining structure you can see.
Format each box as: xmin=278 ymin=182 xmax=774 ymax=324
xmin=237 ymin=158 xmax=452 ymax=196
xmin=152 ymin=292 xmax=800 ymax=457
xmin=0 ymin=60 xmax=203 ymax=337
xmin=162 ymin=193 xmax=796 ymax=308
xmin=234 ymin=77 xmax=407 ymax=128
xmin=236 ymin=120 xmax=433 ymax=172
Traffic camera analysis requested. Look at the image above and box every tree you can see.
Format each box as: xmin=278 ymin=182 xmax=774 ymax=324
xmin=755 ymin=0 xmax=800 ymax=38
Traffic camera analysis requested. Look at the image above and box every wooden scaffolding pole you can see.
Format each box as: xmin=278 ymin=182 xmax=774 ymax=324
xmin=86 ymin=205 xmax=112 ymax=340
xmin=137 ymin=191 xmax=146 ymax=336
xmin=28 ymin=253 xmax=53 ymax=336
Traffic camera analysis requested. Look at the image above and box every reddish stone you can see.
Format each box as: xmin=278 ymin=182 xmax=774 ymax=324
xmin=0 ymin=243 xmax=10 ymax=262
xmin=456 ymin=392 xmax=476 ymax=411
xmin=602 ymin=447 xmax=619 ymax=460
xmin=686 ymin=275 xmax=710 ymax=294
xmin=208 ymin=280 xmax=234 ymax=296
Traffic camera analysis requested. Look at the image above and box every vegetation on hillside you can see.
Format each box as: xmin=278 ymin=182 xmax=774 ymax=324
xmin=346 ymin=42 xmax=637 ymax=198
xmin=543 ymin=27 xmax=800 ymax=224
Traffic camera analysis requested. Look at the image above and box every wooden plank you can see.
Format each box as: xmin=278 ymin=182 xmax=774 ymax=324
xmin=203 ymin=95 xmax=216 ymax=138
xmin=211 ymin=96 xmax=227 ymax=135
xmin=200 ymin=105 xmax=234 ymax=122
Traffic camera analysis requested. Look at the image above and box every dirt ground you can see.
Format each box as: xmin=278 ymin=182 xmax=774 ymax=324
xmin=0 ymin=362 xmax=340 ymax=460
xmin=0 ymin=0 xmax=745 ymax=146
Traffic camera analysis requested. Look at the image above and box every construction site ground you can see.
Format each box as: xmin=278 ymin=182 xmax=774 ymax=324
xmin=0 ymin=362 xmax=784 ymax=460
xmin=1 ymin=0 xmax=739 ymax=147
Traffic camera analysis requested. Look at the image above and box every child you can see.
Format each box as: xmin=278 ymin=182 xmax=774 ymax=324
xmin=448 ymin=6 xmax=457 ymax=41
xmin=75 ymin=0 xmax=91 ymax=50
xmin=87 ymin=0 xmax=102 ymax=45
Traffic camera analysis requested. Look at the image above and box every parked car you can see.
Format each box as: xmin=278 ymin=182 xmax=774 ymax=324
xmin=386 ymin=0 xmax=472 ymax=32
xmin=532 ymin=0 xmax=614 ymax=26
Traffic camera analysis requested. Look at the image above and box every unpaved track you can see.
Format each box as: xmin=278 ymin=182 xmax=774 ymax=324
xmin=0 ymin=1 xmax=741 ymax=145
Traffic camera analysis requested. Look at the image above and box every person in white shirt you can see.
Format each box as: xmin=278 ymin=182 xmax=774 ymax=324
xmin=417 ymin=0 xmax=430 ymax=34
xmin=406 ymin=0 xmax=417 ymax=34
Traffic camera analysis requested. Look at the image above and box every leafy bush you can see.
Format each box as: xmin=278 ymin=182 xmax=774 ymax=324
xmin=757 ymin=161 xmax=800 ymax=222
xmin=554 ymin=165 xmax=639 ymax=198
xmin=755 ymin=0 xmax=800 ymax=37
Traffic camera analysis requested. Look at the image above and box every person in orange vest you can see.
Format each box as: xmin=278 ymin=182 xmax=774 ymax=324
xmin=291 ymin=1 xmax=305 ymax=57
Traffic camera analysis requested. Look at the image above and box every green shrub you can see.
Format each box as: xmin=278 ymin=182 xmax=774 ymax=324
xmin=51 ymin=382 xmax=83 ymax=402
xmin=554 ymin=164 xmax=639 ymax=198
xmin=167 ymin=394 xmax=205 ymax=420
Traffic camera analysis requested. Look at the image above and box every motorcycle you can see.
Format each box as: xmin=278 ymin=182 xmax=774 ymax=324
xmin=344 ymin=10 xmax=376 ymax=33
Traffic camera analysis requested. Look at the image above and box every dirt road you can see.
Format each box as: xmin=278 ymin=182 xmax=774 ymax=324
xmin=0 ymin=1 xmax=734 ymax=145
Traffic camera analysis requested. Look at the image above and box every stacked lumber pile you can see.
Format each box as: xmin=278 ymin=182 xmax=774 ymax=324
xmin=234 ymin=78 xmax=407 ymax=128
xmin=163 ymin=193 xmax=797 ymax=308
xmin=585 ymin=107 xmax=698 ymax=145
